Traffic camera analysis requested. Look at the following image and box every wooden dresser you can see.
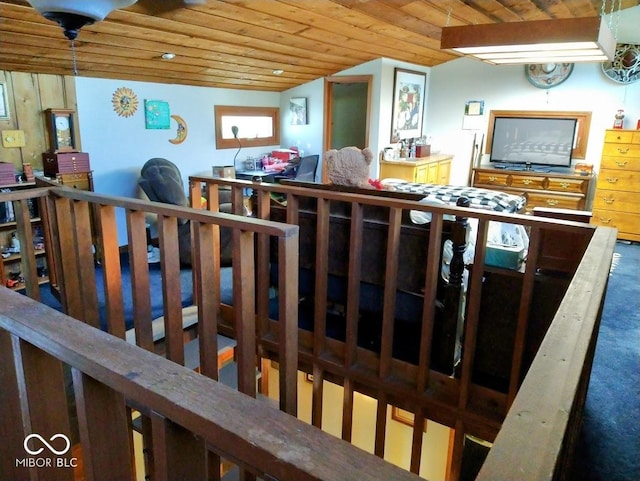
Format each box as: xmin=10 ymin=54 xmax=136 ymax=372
xmin=591 ymin=129 xmax=640 ymax=241
xmin=379 ymin=154 xmax=452 ymax=185
xmin=472 ymin=167 xmax=592 ymax=214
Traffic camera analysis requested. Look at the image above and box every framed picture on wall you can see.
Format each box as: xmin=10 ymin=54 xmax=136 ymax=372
xmin=391 ymin=68 xmax=426 ymax=142
xmin=144 ymin=99 xmax=171 ymax=129
xmin=0 ymin=81 xmax=10 ymax=120
xmin=290 ymin=97 xmax=307 ymax=125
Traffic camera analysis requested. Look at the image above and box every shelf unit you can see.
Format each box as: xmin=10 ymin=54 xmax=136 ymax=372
xmin=0 ymin=183 xmax=49 ymax=290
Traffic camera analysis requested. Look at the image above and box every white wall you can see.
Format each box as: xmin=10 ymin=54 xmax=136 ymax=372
xmin=280 ymin=58 xmax=432 ymax=179
xmin=426 ymin=58 xmax=640 ymax=186
xmin=426 ymin=5 xmax=640 ymax=186
xmin=75 ymin=77 xmax=280 ymax=198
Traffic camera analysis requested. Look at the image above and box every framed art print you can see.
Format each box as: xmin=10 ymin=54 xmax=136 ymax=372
xmin=144 ymin=99 xmax=171 ymax=129
xmin=391 ymin=68 xmax=426 ymax=142
xmin=0 ymin=81 xmax=10 ymax=120
xmin=290 ymin=97 xmax=307 ymax=125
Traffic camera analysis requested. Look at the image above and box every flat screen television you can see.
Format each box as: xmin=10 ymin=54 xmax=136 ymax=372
xmin=489 ymin=116 xmax=578 ymax=169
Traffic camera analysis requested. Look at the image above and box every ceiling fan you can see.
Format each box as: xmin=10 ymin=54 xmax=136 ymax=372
xmin=26 ymin=0 xmax=206 ymax=40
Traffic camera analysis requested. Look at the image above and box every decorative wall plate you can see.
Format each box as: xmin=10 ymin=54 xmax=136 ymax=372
xmin=525 ymin=63 xmax=574 ymax=89
xmin=602 ymin=43 xmax=640 ymax=84
xmin=112 ymin=87 xmax=139 ymax=117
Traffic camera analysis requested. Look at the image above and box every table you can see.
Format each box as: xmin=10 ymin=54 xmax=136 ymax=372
xmin=235 ymin=169 xmax=276 ymax=182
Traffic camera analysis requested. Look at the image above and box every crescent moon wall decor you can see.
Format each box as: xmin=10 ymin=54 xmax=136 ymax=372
xmin=112 ymin=87 xmax=138 ymax=117
xmin=169 ymin=114 xmax=188 ymax=144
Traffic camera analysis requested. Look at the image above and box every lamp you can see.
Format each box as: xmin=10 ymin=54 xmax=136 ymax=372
xmin=440 ymin=17 xmax=616 ymax=65
xmin=231 ymin=125 xmax=242 ymax=168
xmin=26 ymin=0 xmax=137 ymax=40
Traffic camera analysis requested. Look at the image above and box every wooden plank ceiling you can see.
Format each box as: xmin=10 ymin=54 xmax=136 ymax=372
xmin=0 ymin=0 xmax=636 ymax=91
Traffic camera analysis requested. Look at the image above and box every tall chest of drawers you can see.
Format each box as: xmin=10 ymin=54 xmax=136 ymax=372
xmin=591 ymin=129 xmax=640 ymax=241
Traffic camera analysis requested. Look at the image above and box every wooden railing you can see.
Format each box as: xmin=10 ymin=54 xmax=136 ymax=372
xmin=0 ymin=184 xmax=301 ymax=480
xmin=0 ymin=287 xmax=422 ymax=481
xmin=189 ymin=176 xmax=616 ymax=481
xmin=0 ymin=183 xmax=617 ymax=481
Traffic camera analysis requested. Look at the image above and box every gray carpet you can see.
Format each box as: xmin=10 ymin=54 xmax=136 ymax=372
xmin=570 ymin=240 xmax=640 ymax=481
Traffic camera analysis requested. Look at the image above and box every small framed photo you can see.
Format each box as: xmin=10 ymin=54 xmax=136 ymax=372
xmin=465 ymin=100 xmax=484 ymax=116
xmin=0 ymin=81 xmax=10 ymax=120
xmin=290 ymin=97 xmax=307 ymax=125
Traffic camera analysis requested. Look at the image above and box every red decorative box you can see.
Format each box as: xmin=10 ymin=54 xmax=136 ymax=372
xmin=43 ymin=152 xmax=91 ymax=176
xmin=0 ymin=162 xmax=16 ymax=185
xmin=416 ymin=145 xmax=431 ymax=157
xmin=271 ymin=149 xmax=297 ymax=161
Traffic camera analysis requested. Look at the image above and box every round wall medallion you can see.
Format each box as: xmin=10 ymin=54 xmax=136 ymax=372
xmin=112 ymin=87 xmax=139 ymax=117
xmin=602 ymin=43 xmax=640 ymax=84
xmin=525 ymin=63 xmax=574 ymax=89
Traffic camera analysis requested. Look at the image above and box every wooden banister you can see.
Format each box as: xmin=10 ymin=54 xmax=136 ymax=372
xmin=0 ymin=288 xmax=422 ymax=481
xmin=188 ymin=176 xmax=613 ymax=480
xmin=1 ymin=182 xmax=615 ymax=481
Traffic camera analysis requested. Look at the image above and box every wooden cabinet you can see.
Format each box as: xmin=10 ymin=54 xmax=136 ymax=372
xmin=591 ymin=129 xmax=640 ymax=241
xmin=42 ymin=151 xmax=94 ymax=190
xmin=472 ymin=167 xmax=592 ymax=214
xmin=380 ymin=154 xmax=452 ymax=184
xmin=0 ymin=183 xmax=48 ymax=290
xmin=51 ymin=171 xmax=93 ymax=190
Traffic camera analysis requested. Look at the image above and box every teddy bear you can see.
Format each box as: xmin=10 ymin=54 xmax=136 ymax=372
xmin=324 ymin=146 xmax=375 ymax=188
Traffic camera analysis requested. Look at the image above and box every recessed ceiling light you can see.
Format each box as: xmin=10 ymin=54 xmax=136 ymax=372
xmin=161 ymin=53 xmax=176 ymax=60
xmin=273 ymin=69 xmax=284 ymax=75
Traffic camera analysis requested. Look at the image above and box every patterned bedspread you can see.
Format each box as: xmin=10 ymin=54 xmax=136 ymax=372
xmin=387 ymin=181 xmax=526 ymax=213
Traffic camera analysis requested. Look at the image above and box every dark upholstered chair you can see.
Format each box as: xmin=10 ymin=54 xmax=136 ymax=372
xmin=138 ymin=158 xmax=232 ymax=266
xmin=274 ymin=154 xmax=319 ymax=183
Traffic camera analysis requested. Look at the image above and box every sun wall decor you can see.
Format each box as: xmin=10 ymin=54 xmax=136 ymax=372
xmin=112 ymin=87 xmax=139 ymax=118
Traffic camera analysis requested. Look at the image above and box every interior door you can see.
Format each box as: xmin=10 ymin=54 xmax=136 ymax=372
xmin=323 ymin=75 xmax=372 ymax=182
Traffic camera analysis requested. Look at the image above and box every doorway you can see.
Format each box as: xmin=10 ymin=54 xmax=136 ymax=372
xmin=322 ymin=75 xmax=372 ymax=181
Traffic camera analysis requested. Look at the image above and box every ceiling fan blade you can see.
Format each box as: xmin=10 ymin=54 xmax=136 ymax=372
xmin=132 ymin=0 xmax=206 ymax=15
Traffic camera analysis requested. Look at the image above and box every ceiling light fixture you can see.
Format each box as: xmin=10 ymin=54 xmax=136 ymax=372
xmin=440 ymin=17 xmax=616 ymax=65
xmin=27 ymin=0 xmax=138 ymax=75
xmin=273 ymin=69 xmax=284 ymax=75
xmin=161 ymin=53 xmax=176 ymax=60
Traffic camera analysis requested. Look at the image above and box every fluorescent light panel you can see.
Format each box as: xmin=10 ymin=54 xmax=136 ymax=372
xmin=441 ymin=17 xmax=615 ymax=65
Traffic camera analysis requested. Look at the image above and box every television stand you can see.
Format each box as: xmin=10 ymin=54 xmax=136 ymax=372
xmin=472 ymin=166 xmax=592 ymax=214
xmin=492 ymin=163 xmax=554 ymax=173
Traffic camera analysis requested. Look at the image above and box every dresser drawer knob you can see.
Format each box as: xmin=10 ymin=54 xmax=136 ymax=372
xmin=616 ymin=147 xmax=629 ymax=154
xmin=603 ymin=196 xmax=615 ymax=204
xmin=488 ymin=176 xmax=498 ymax=182
xmin=560 ymin=182 xmax=570 ymax=189
xmin=545 ymin=199 xmax=559 ymax=206
xmin=521 ymin=179 xmax=532 ymax=185
xmin=615 ymin=160 xmax=628 ymax=167
xmin=598 ymin=217 xmax=612 ymax=224
xmin=606 ymin=177 xmax=619 ymax=184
